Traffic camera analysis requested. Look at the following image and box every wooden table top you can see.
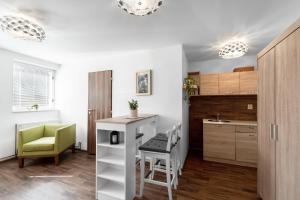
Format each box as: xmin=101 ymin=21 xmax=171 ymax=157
xmin=95 ymin=114 xmax=157 ymax=125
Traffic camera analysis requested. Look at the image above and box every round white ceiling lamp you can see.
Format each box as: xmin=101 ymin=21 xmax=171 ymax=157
xmin=218 ymin=40 xmax=248 ymax=59
xmin=0 ymin=15 xmax=46 ymax=42
xmin=117 ymin=0 xmax=163 ymax=16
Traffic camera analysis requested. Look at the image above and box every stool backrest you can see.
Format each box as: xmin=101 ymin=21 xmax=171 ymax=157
xmin=166 ymin=126 xmax=177 ymax=152
xmin=176 ymin=123 xmax=181 ymax=140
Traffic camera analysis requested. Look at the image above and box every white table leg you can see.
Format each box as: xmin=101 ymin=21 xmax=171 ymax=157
xmin=139 ymin=152 xmax=145 ymax=197
xmin=166 ymin=155 xmax=173 ymax=200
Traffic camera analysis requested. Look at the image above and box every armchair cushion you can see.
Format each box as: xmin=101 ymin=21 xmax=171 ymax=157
xmin=44 ymin=125 xmax=66 ymax=137
xmin=20 ymin=126 xmax=44 ymax=144
xmin=23 ymin=137 xmax=55 ymax=152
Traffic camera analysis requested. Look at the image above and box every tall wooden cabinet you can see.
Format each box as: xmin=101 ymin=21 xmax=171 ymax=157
xmin=257 ymin=49 xmax=276 ymax=200
xmin=257 ymin=19 xmax=300 ymax=200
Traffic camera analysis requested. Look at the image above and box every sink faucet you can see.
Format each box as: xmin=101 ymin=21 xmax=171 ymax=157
xmin=217 ymin=113 xmax=220 ymax=121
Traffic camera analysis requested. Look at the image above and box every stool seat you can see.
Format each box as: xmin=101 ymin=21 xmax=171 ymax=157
xmin=153 ymin=133 xmax=168 ymax=141
xmin=136 ymin=133 xmax=144 ymax=140
xmin=139 ymin=137 xmax=174 ymax=153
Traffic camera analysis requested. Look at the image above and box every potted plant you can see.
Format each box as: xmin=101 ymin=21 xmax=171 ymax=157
xmin=183 ymin=77 xmax=198 ymax=104
xmin=128 ymin=99 xmax=138 ymax=118
xmin=31 ymin=104 xmax=39 ymax=111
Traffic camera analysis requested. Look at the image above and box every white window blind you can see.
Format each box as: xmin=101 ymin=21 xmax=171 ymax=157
xmin=13 ymin=61 xmax=55 ymax=111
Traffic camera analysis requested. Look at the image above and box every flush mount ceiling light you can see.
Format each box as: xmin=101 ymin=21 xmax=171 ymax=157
xmin=0 ymin=15 xmax=46 ymax=42
xmin=218 ymin=40 xmax=248 ymax=59
xmin=117 ymin=0 xmax=163 ymax=16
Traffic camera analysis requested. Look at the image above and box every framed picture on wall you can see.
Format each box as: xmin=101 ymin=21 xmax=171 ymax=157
xmin=136 ymin=70 xmax=152 ymax=96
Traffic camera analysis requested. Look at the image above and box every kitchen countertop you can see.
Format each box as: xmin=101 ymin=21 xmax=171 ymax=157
xmin=203 ymin=119 xmax=257 ymax=126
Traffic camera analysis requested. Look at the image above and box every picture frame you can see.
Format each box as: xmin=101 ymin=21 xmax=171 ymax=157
xmin=136 ymin=70 xmax=152 ymax=96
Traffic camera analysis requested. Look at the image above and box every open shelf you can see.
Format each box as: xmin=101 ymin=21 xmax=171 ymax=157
xmin=98 ymin=168 xmax=124 ymax=183
xmin=98 ymin=154 xmax=125 ymax=166
xmin=98 ymin=182 xmax=125 ymax=200
xmin=97 ymin=142 xmax=125 ymax=149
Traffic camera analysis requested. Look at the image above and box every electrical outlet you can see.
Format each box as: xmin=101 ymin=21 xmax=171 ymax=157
xmin=248 ymin=104 xmax=253 ymax=110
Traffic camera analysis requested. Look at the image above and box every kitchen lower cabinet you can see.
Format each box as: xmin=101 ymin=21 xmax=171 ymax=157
xmin=203 ymin=122 xmax=257 ymax=167
xmin=203 ymin=124 xmax=236 ymax=160
xmin=236 ymin=126 xmax=257 ymax=163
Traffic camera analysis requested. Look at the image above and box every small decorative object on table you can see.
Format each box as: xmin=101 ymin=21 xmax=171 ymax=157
xmin=31 ymin=104 xmax=39 ymax=111
xmin=110 ymin=131 xmax=119 ymax=145
xmin=128 ymin=99 xmax=138 ymax=118
xmin=183 ymin=77 xmax=198 ymax=104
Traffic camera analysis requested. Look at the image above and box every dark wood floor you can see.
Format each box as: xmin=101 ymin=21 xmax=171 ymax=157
xmin=0 ymin=151 xmax=258 ymax=200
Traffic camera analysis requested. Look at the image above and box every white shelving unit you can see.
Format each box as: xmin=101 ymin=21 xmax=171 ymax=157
xmin=97 ymin=181 xmax=125 ymax=200
xmin=96 ymin=129 xmax=125 ymax=200
xmin=96 ymin=114 xmax=158 ymax=200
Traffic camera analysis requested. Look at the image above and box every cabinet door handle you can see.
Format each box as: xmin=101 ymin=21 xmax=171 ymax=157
xmin=270 ymin=124 xmax=275 ymax=140
xmin=275 ymin=124 xmax=279 ymax=141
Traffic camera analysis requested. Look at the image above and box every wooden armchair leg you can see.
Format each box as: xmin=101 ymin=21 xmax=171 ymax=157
xmin=54 ymin=155 xmax=59 ymax=166
xmin=18 ymin=158 xmax=24 ymax=168
xmin=72 ymin=144 xmax=76 ymax=153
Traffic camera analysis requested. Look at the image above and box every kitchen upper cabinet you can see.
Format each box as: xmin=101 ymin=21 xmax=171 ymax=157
xmin=203 ymin=124 xmax=236 ymax=160
xmin=236 ymin=125 xmax=257 ymax=163
xmin=219 ymin=72 xmax=240 ymax=95
xmin=200 ymin=74 xmax=219 ymax=95
xmin=199 ymin=71 xmax=257 ymax=96
xmin=239 ymin=71 xmax=258 ymax=94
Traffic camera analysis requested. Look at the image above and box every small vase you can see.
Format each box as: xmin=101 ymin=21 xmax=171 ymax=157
xmin=130 ymin=109 xmax=138 ymax=118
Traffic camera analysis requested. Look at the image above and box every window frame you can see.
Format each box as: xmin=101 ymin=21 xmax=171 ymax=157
xmin=12 ymin=60 xmax=56 ymax=112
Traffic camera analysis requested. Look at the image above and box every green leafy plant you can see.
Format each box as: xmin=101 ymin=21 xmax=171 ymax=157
xmin=183 ymin=77 xmax=198 ymax=103
xmin=31 ymin=104 xmax=39 ymax=111
xmin=128 ymin=99 xmax=138 ymax=110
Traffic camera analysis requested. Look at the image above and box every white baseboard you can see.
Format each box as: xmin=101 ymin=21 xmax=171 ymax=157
xmin=0 ymin=155 xmax=16 ymax=162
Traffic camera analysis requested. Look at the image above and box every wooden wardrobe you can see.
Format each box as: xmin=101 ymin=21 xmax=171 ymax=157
xmin=257 ymin=18 xmax=300 ymax=200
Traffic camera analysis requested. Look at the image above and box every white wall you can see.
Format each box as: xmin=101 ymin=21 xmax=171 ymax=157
xmin=56 ymin=45 xmax=189 ymax=162
xmin=181 ymin=50 xmax=189 ymax=163
xmin=0 ymin=48 xmax=60 ymax=159
xmin=189 ymin=55 xmax=257 ymax=74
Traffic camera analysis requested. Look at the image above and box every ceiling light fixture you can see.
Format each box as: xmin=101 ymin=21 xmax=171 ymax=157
xmin=218 ymin=39 xmax=248 ymax=59
xmin=117 ymin=0 xmax=163 ymax=16
xmin=0 ymin=15 xmax=46 ymax=42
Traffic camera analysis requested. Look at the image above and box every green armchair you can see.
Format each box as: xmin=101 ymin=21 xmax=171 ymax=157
xmin=17 ymin=124 xmax=76 ymax=168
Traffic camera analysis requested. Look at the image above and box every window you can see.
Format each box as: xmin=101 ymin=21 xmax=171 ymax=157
xmin=13 ymin=61 xmax=55 ymax=112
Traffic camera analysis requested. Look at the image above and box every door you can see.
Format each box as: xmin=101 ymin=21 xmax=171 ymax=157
xmin=257 ymin=48 xmax=276 ymax=200
xmin=88 ymin=70 xmax=112 ymax=154
xmin=275 ymin=28 xmax=300 ymax=200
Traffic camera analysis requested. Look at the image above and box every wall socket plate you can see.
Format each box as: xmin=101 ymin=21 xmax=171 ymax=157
xmin=248 ymin=104 xmax=253 ymax=110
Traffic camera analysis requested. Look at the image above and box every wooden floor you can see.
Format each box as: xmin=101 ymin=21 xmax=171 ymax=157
xmin=0 ymin=151 xmax=258 ymax=200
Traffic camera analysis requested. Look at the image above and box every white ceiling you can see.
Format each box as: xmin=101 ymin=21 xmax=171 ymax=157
xmin=0 ymin=0 xmax=299 ymax=63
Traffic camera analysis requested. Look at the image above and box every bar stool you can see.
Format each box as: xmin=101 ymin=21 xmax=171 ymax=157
xmin=152 ymin=123 xmax=182 ymax=180
xmin=136 ymin=132 xmax=144 ymax=162
xmin=139 ymin=126 xmax=178 ymax=200
xmin=136 ymin=127 xmax=154 ymax=177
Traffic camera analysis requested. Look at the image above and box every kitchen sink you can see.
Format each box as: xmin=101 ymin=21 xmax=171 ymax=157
xmin=208 ymin=119 xmax=231 ymax=123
